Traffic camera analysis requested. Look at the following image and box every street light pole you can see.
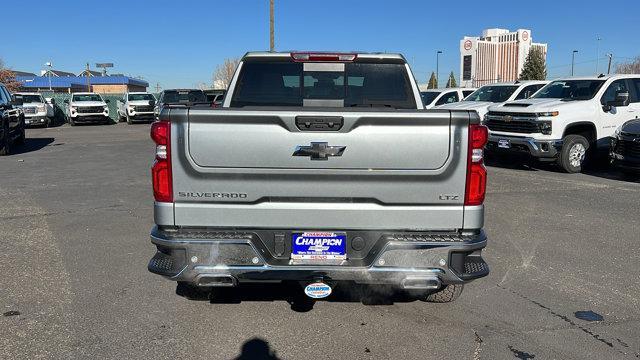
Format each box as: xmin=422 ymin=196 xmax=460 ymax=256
xmin=436 ymin=50 xmax=442 ymax=88
xmin=571 ymin=50 xmax=578 ymax=76
xmin=607 ymin=53 xmax=613 ymax=74
xmin=45 ymin=61 xmax=52 ymax=91
xmin=269 ymin=0 xmax=275 ymax=52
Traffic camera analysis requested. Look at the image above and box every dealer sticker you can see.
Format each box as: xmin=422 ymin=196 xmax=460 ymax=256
xmin=304 ymin=282 xmax=332 ymax=299
xmin=291 ymin=232 xmax=346 ymax=260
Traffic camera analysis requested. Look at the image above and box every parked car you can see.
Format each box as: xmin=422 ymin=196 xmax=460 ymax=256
xmin=116 ymin=92 xmax=156 ymax=124
xmin=421 ymin=87 xmax=476 ymax=109
xmin=147 ymin=51 xmax=490 ymax=303
xmin=204 ymin=89 xmax=226 ymax=107
xmin=485 ymin=75 xmax=640 ymax=173
xmin=610 ymin=119 xmax=640 ymax=174
xmin=153 ymin=89 xmax=207 ymax=120
xmin=437 ymin=81 xmax=548 ymax=119
xmin=0 ymin=84 xmax=25 ymax=155
xmin=64 ymin=92 xmax=111 ymax=126
xmin=14 ymin=92 xmax=54 ymax=127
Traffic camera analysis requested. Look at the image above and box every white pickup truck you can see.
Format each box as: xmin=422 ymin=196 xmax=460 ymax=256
xmin=485 ymin=75 xmax=640 ymax=173
xmin=14 ymin=92 xmax=54 ymax=127
xmin=437 ymin=81 xmax=548 ymax=120
xmin=116 ymin=92 xmax=156 ymax=124
xmin=64 ymin=92 xmax=111 ymax=126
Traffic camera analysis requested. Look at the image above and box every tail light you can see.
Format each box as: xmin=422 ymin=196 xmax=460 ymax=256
xmin=151 ymin=121 xmax=172 ymax=202
xmin=465 ymin=124 xmax=488 ymax=206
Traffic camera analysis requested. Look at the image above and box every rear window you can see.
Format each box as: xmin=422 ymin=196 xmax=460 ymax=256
xmin=230 ymin=61 xmax=416 ymax=108
xmin=162 ymin=90 xmax=206 ymax=104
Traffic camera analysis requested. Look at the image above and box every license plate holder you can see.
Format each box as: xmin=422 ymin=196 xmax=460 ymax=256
xmin=291 ymin=232 xmax=347 ymax=261
xmin=498 ymin=139 xmax=511 ymax=149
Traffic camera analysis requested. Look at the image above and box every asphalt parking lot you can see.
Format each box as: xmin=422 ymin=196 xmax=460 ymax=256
xmin=1 ymin=124 xmax=639 ymax=359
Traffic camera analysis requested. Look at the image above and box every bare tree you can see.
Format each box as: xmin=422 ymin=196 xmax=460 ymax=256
xmin=212 ymin=58 xmax=240 ymax=89
xmin=0 ymin=58 xmax=21 ymax=92
xmin=615 ymin=56 xmax=640 ymax=74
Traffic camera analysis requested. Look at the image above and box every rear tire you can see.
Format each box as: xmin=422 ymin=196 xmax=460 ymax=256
xmin=0 ymin=122 xmax=10 ymax=156
xmin=557 ymin=134 xmax=589 ymax=173
xmin=424 ymin=284 xmax=464 ymax=303
xmin=16 ymin=124 xmax=25 ymax=146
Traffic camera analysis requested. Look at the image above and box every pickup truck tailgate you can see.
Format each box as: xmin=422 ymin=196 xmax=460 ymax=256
xmin=168 ymin=108 xmax=472 ymax=230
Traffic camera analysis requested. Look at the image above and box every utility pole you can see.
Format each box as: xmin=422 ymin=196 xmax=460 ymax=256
xmin=607 ymin=54 xmax=613 ymax=74
xmin=595 ymin=36 xmax=602 ymax=74
xmin=86 ymin=62 xmax=91 ymax=92
xmin=571 ymin=50 xmax=578 ymax=76
xmin=269 ymin=0 xmax=275 ymax=52
xmin=436 ymin=50 xmax=443 ymax=88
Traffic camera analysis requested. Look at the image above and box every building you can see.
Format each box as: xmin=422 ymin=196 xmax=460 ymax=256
xmin=459 ymin=28 xmax=547 ymax=87
xmin=16 ymin=73 xmax=149 ymax=93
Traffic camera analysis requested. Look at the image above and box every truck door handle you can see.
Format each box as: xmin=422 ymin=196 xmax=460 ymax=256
xmin=295 ymin=116 xmax=344 ymax=131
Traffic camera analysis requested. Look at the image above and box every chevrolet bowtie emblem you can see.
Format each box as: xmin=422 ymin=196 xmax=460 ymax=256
xmin=293 ymin=142 xmax=346 ymax=160
xmin=503 ymin=115 xmax=513 ymax=122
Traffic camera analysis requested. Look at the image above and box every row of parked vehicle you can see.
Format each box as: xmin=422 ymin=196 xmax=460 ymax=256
xmin=0 ymin=85 xmax=228 ymax=155
xmin=422 ymin=75 xmax=640 ymax=174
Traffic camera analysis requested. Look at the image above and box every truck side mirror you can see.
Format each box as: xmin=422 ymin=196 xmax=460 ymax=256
xmin=49 ymin=98 xmax=56 ymax=105
xmin=607 ymin=91 xmax=629 ymax=108
xmin=105 ymin=99 xmax=110 ymax=103
xmin=149 ymin=100 xmax=156 ymax=107
xmin=63 ymin=99 xmax=69 ymax=104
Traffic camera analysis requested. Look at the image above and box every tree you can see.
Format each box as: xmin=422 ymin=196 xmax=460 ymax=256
xmin=519 ymin=47 xmax=547 ymax=81
xmin=212 ymin=58 xmax=240 ymax=89
xmin=0 ymin=59 xmax=21 ymax=92
xmin=615 ymin=56 xmax=640 ymax=74
xmin=446 ymin=71 xmax=457 ymax=88
xmin=427 ymin=72 xmax=438 ymax=89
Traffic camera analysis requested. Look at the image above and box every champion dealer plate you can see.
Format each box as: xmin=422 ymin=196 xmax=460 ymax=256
xmin=291 ymin=232 xmax=347 ymax=261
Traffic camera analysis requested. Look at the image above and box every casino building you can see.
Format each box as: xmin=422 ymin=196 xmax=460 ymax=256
xmin=459 ymin=28 xmax=547 ymax=88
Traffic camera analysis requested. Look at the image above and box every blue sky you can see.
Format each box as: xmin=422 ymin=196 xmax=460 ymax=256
xmin=1 ymin=0 xmax=639 ymax=89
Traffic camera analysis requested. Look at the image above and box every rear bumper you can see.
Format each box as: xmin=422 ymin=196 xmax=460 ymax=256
xmin=487 ymin=134 xmax=562 ymax=159
xmin=148 ymin=226 xmax=489 ymax=288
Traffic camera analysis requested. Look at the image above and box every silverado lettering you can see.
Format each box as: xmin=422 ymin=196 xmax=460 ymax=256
xmin=178 ymin=192 xmax=247 ymax=198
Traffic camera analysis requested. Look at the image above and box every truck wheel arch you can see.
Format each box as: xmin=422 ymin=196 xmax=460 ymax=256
xmin=562 ymin=122 xmax=597 ymax=144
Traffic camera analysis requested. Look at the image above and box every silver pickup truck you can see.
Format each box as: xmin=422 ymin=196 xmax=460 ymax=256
xmin=148 ymin=52 xmax=489 ymax=302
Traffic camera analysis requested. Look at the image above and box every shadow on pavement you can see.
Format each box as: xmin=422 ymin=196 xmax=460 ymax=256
xmin=487 ymin=151 xmax=640 ymax=183
xmin=233 ymin=338 xmax=281 ymax=360
xmin=12 ymin=137 xmax=55 ymax=155
xmin=176 ymin=281 xmax=425 ymax=312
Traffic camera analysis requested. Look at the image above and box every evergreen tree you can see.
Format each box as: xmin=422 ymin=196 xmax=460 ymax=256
xmin=427 ymin=72 xmax=438 ymax=89
xmin=446 ymin=71 xmax=457 ymax=88
xmin=519 ymin=47 xmax=547 ymax=80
